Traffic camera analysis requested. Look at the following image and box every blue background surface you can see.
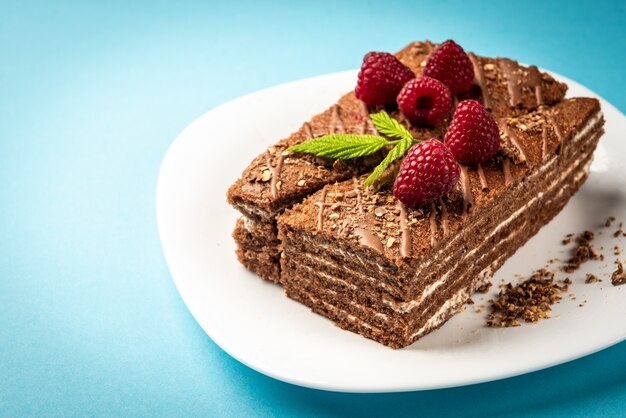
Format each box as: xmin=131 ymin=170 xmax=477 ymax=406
xmin=1 ymin=1 xmax=625 ymax=416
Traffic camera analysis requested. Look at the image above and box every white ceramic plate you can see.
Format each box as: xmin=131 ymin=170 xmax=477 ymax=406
xmin=157 ymin=70 xmax=626 ymax=392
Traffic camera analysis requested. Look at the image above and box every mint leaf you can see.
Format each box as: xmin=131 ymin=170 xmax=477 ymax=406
xmin=364 ymin=135 xmax=413 ymax=187
xmin=287 ymin=134 xmax=388 ymax=160
xmin=370 ymin=111 xmax=413 ymax=142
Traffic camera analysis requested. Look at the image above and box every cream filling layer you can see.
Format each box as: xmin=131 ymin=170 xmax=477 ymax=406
xmin=297 ymin=256 xmax=498 ymax=338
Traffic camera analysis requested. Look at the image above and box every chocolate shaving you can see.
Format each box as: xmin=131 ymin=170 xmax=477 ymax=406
xmin=476 ymin=282 xmax=493 ymax=293
xmin=585 ymin=273 xmax=601 ymax=284
xmin=561 ymin=231 xmax=602 ymax=272
xmin=611 ymin=260 xmax=626 ymax=286
xmin=486 ymin=269 xmax=568 ymax=327
xmin=561 ymin=233 xmax=574 ymax=245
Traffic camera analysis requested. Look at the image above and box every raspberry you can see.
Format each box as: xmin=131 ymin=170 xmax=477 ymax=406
xmin=444 ymin=99 xmax=500 ymax=165
xmin=396 ymin=76 xmax=452 ymax=126
xmin=393 ymin=139 xmax=460 ymax=208
xmin=423 ymin=40 xmax=474 ymax=95
xmin=355 ymin=52 xmax=415 ymax=106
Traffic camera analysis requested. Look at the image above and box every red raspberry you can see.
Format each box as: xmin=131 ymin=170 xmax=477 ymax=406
xmin=393 ymin=139 xmax=460 ymax=208
xmin=423 ymin=40 xmax=474 ymax=95
xmin=396 ymin=76 xmax=452 ymax=126
xmin=444 ymin=99 xmax=500 ymax=165
xmin=355 ymin=52 xmax=415 ymax=106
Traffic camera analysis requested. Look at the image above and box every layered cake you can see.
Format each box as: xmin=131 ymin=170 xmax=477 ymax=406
xmin=279 ymin=98 xmax=603 ymax=347
xmin=227 ymin=39 xmax=604 ymax=347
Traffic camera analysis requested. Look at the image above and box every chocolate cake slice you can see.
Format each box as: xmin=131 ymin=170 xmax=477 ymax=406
xmin=227 ymin=41 xmax=568 ymax=282
xmin=277 ymin=97 xmax=604 ymax=348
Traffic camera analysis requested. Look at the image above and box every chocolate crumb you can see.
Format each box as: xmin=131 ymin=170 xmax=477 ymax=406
xmin=561 ymin=231 xmax=601 ymax=272
xmin=585 ymin=273 xmax=600 ymax=284
xmin=611 ymin=260 xmax=626 ymax=286
xmin=486 ymin=269 xmax=566 ymax=327
xmin=466 ymin=298 xmax=475 ymax=305
xmin=614 ymin=246 xmax=621 ymax=256
xmin=562 ymin=233 xmax=574 ymax=245
xmin=606 ymin=216 xmax=615 ymax=227
xmin=476 ymin=282 xmax=493 ymax=293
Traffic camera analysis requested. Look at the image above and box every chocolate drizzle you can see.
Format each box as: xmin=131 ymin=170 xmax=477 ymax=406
xmin=397 ymin=201 xmax=412 ymax=257
xmin=503 ymin=158 xmax=513 ymax=186
xmin=477 ymin=163 xmax=489 ymax=190
xmin=330 ymin=104 xmax=345 ymax=134
xmin=547 ymin=112 xmax=564 ymax=155
xmin=266 ymin=152 xmax=285 ymax=199
xmin=429 ymin=201 xmax=438 ymax=246
xmin=459 ymin=165 xmax=474 ymax=220
xmin=548 ymin=113 xmax=564 ymax=143
xmin=527 ymin=65 xmax=544 ymax=106
xmin=468 ymin=52 xmax=491 ymax=109
xmin=354 ymin=228 xmax=383 ymax=254
xmin=499 ymin=59 xmax=522 ymax=107
xmin=541 ymin=125 xmax=549 ymax=162
xmin=502 ymin=124 xmax=528 ymax=162
xmin=314 ymin=188 xmax=328 ymax=230
xmin=439 ymin=198 xmax=449 ymax=236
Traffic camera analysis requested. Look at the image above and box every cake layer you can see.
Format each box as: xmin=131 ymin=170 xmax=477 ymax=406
xmin=233 ymin=218 xmax=281 ymax=282
xmin=278 ymin=98 xmax=604 ymax=347
xmin=235 ymin=247 xmax=281 ymax=284
xmin=284 ymin=144 xmax=597 ymax=347
xmin=279 ymin=99 xmax=602 ymax=291
xmin=280 ymin=110 xmax=603 ymax=306
xmin=284 ymin=142 xmax=596 ymax=323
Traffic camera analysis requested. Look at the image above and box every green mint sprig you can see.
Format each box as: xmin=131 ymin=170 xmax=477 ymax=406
xmin=287 ymin=134 xmax=388 ymax=160
xmin=363 ymin=132 xmax=413 ymax=186
xmin=287 ymin=111 xmax=419 ymax=188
